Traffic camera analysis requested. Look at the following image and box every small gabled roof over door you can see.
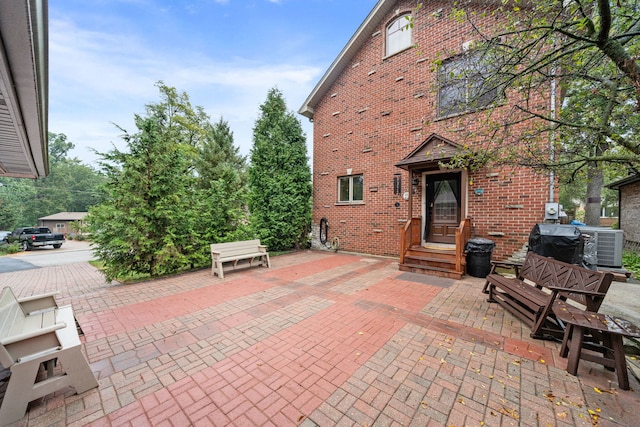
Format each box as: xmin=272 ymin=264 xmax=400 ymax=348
xmin=395 ymin=134 xmax=462 ymax=171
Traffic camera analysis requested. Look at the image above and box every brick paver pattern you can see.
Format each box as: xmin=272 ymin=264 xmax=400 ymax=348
xmin=1 ymin=251 xmax=639 ymax=426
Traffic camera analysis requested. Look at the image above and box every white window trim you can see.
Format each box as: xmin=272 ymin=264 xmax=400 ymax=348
xmin=337 ymin=175 xmax=364 ymax=204
xmin=385 ymin=13 xmax=412 ymax=57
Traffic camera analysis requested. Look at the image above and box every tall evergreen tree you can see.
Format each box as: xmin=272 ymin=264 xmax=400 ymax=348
xmin=196 ymin=118 xmax=249 ymax=242
xmin=197 ymin=118 xmax=245 ymax=185
xmin=88 ymin=83 xmax=248 ymax=281
xmin=248 ymin=88 xmax=312 ymax=251
xmin=89 ymin=84 xmax=206 ymax=281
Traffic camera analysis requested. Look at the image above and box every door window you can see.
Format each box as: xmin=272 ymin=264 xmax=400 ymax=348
xmin=433 ymin=180 xmax=457 ymax=221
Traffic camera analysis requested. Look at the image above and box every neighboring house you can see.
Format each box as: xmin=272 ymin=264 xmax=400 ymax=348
xmin=38 ymin=212 xmax=88 ymax=236
xmin=607 ymin=174 xmax=640 ymax=250
xmin=299 ymin=0 xmax=554 ymax=278
xmin=0 ymin=1 xmax=48 ymax=178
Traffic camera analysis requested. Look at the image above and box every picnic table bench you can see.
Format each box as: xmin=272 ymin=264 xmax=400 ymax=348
xmin=555 ymin=303 xmax=640 ymax=390
xmin=486 ymin=252 xmax=614 ymax=340
xmin=210 ymin=239 xmax=271 ymax=279
xmin=0 ymin=287 xmax=98 ymax=424
xmin=482 ymin=259 xmax=523 ymax=294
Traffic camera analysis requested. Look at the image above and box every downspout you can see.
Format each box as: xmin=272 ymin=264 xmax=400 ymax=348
xmin=549 ymin=63 xmax=557 ymax=202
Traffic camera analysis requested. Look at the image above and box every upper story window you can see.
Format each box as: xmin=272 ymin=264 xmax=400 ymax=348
xmin=438 ymin=51 xmax=500 ymax=117
xmin=338 ymin=175 xmax=363 ymax=203
xmin=386 ymin=14 xmax=412 ymax=56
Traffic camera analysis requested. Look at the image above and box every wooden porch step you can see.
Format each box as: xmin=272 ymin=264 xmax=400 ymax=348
xmin=406 ymin=246 xmax=457 ymax=260
xmin=405 ymin=258 xmax=457 ymax=272
xmin=405 ymin=254 xmax=457 ymax=264
xmin=399 ymin=262 xmax=464 ymax=280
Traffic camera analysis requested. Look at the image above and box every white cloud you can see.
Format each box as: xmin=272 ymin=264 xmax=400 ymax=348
xmin=48 ymin=17 xmax=320 ymax=166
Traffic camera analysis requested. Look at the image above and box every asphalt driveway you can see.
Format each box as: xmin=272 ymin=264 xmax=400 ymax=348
xmin=0 ymin=257 xmax=39 ymax=273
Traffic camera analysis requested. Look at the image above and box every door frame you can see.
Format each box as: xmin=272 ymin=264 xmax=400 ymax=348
xmin=421 ymin=169 xmax=468 ymax=245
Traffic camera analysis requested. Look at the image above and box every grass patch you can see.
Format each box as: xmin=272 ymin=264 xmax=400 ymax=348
xmin=0 ymin=243 xmax=21 ymax=256
xmin=88 ymin=260 xmax=103 ymax=269
xmin=623 ymin=250 xmax=640 ymax=279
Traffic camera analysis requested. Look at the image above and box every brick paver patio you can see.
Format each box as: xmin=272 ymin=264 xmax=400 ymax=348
xmin=1 ymin=250 xmax=639 ymax=426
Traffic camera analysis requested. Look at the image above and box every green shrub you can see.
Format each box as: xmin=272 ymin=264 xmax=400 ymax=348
xmin=0 ymin=243 xmax=21 ymax=255
xmin=622 ymin=250 xmax=640 ymax=279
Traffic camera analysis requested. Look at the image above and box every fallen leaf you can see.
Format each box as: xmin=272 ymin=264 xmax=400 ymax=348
xmin=498 ymin=406 xmax=520 ymax=420
xmin=593 ymin=387 xmax=603 ymax=394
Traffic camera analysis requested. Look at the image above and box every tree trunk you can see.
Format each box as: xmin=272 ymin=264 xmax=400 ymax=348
xmin=584 ymin=164 xmax=604 ymax=226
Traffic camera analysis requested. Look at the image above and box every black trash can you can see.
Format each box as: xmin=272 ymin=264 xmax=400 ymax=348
xmin=465 ymin=238 xmax=495 ymax=278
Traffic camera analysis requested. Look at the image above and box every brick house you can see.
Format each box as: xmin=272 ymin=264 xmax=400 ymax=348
xmin=299 ymin=0 xmax=555 ymax=278
xmin=607 ymin=174 xmax=640 ymax=250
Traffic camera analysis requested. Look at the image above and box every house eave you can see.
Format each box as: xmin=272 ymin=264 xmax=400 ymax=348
xmin=0 ymin=0 xmax=49 ymax=178
xmin=606 ymin=174 xmax=640 ymax=190
xmin=298 ymin=0 xmax=396 ymax=120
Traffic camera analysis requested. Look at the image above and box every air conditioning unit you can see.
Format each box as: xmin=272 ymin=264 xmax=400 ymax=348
xmin=577 ymin=226 xmax=624 ymax=268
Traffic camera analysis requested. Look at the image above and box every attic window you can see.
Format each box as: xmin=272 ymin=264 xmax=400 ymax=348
xmin=386 ymin=14 xmax=412 ymax=56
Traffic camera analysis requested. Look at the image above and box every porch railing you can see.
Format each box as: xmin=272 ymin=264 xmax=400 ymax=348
xmin=400 ymin=218 xmax=421 ymax=264
xmin=401 ymin=216 xmax=471 ymax=275
xmin=455 ymin=217 xmax=471 ymax=274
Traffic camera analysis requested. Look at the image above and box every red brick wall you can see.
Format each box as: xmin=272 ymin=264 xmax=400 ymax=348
xmin=310 ymin=0 xmax=554 ymax=260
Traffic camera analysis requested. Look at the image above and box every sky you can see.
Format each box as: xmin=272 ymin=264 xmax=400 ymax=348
xmin=48 ymin=0 xmax=378 ymax=167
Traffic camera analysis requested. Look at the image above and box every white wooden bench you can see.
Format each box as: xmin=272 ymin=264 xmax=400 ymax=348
xmin=0 ymin=287 xmax=98 ymax=424
xmin=210 ymin=239 xmax=271 ymax=279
